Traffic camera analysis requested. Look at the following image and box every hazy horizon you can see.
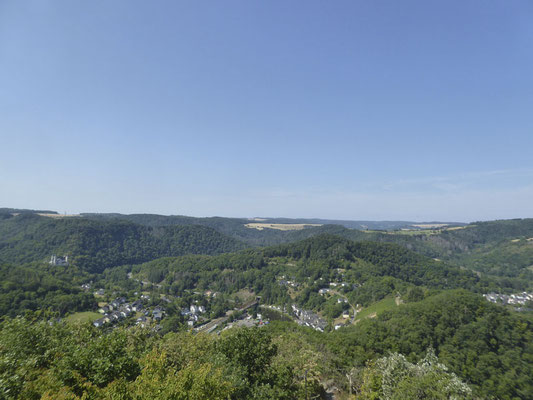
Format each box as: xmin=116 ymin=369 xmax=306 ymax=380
xmin=2 ymin=1 xmax=532 ymax=222
xmin=1 ymin=205 xmax=520 ymax=225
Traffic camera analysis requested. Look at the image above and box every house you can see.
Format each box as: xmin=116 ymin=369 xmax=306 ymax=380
xmin=94 ymin=289 xmax=105 ymax=296
xmin=120 ymin=304 xmax=132 ymax=314
xmin=153 ymin=307 xmax=164 ymax=321
xmin=49 ymin=255 xmax=68 ymax=266
xmin=318 ymin=288 xmax=330 ymax=295
xmin=110 ymin=312 xmax=121 ymax=321
xmin=110 ymin=298 xmax=126 ymax=310
xmin=98 ymin=305 xmax=110 ymax=314
xmin=190 ymin=305 xmax=203 ymax=314
xmin=93 ymin=318 xmax=105 ymax=328
xmin=131 ymin=300 xmax=143 ymax=312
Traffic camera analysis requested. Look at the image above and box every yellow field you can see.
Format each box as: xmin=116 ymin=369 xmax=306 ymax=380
xmin=411 ymin=223 xmax=449 ymax=229
xmin=511 ymin=238 xmax=533 ymax=242
xmin=245 ymin=223 xmax=322 ymax=231
xmin=37 ymin=213 xmax=81 ymax=218
xmin=445 ymin=226 xmax=469 ymax=231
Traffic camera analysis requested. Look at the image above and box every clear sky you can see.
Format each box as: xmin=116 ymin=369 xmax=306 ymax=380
xmin=1 ymin=1 xmax=532 ymax=222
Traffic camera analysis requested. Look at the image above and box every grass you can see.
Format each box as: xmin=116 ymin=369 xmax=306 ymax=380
xmin=65 ymin=311 xmax=102 ymax=324
xmin=231 ymin=289 xmax=256 ymax=302
xmin=244 ymin=223 xmax=322 ymax=231
xmin=355 ymin=297 xmax=398 ymax=321
xmin=362 ymin=229 xmax=439 ymax=236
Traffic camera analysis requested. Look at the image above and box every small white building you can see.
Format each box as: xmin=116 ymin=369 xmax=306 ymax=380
xmin=49 ymin=255 xmax=69 ymax=266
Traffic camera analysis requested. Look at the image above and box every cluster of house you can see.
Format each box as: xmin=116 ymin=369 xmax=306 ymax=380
xmin=318 ymin=282 xmax=354 ymax=295
xmin=181 ymin=304 xmax=206 ymax=327
xmin=291 ymin=304 xmax=327 ymax=332
xmin=263 ymin=304 xmax=287 ymax=313
xmin=278 ymin=279 xmax=300 ymax=288
xmin=93 ymin=297 xmax=158 ymax=328
xmin=484 ymin=292 xmax=533 ymax=305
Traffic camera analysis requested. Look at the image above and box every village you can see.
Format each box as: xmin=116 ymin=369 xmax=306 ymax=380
xmin=483 ymin=291 xmax=533 ymax=307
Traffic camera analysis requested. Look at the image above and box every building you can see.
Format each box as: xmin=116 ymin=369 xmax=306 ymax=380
xmin=93 ymin=318 xmax=105 ymax=328
xmin=49 ymin=255 xmax=69 ymax=266
xmin=131 ymin=300 xmax=143 ymax=312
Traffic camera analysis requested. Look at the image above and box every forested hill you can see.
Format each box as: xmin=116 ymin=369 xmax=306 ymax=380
xmin=0 ymin=213 xmax=244 ymax=272
xmin=261 ymin=235 xmax=489 ymax=291
xmin=82 ymin=212 xmax=533 ymax=252
xmin=134 ymin=234 xmax=496 ymax=307
xmin=3 ymin=209 xmax=533 ymax=280
xmin=82 ymin=213 xmax=348 ymax=246
xmin=306 ymin=219 xmax=533 ymax=282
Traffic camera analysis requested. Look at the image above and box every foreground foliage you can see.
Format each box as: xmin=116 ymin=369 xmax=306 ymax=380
xmin=357 ymin=350 xmax=472 ymax=399
xmin=0 ymin=319 xmax=324 ymax=399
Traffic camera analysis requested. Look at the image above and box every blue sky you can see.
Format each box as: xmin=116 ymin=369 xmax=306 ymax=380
xmin=1 ymin=1 xmax=532 ymax=221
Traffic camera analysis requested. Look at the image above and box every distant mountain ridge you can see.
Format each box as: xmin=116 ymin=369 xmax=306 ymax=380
xmin=81 ymin=212 xmax=464 ymax=231
xmin=248 ymin=217 xmax=466 ymax=230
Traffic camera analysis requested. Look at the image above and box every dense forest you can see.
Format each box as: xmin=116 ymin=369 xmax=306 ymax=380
xmin=81 ymin=212 xmax=533 ymax=281
xmin=0 ymin=213 xmax=244 ymax=272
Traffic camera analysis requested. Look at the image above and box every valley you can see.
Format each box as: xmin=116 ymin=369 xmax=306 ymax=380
xmin=0 ymin=210 xmax=532 ymax=399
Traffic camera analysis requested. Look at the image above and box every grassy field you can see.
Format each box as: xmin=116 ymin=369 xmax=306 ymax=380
xmin=362 ymin=229 xmax=439 ymax=236
xmin=245 ymin=223 xmax=322 ymax=231
xmin=231 ymin=288 xmax=256 ymax=302
xmin=65 ymin=311 xmax=101 ymax=324
xmin=361 ymin=225 xmax=470 ymax=236
xmin=37 ymin=213 xmax=81 ymax=218
xmin=355 ymin=297 xmax=398 ymax=321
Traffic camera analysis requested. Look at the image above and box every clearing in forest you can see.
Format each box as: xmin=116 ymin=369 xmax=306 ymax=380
xmin=65 ymin=311 xmax=101 ymax=324
xmin=245 ymin=223 xmax=322 ymax=231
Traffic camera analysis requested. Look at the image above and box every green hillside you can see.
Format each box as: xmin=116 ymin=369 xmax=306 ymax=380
xmin=0 ymin=213 xmax=245 ymax=273
xmin=78 ymin=213 xmax=533 ymax=283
